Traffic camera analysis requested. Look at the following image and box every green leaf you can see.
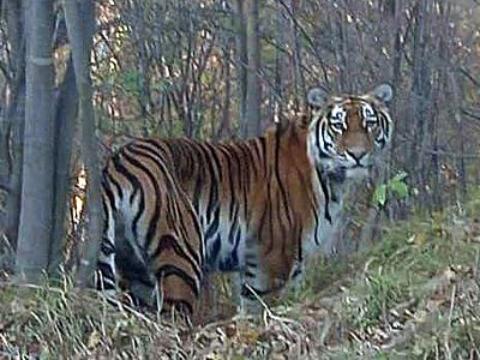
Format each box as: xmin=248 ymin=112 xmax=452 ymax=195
xmin=373 ymin=184 xmax=387 ymax=206
xmin=389 ymin=181 xmax=409 ymax=199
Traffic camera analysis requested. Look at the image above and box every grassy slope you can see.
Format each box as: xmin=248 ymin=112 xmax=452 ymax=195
xmin=1 ymin=193 xmax=480 ymax=359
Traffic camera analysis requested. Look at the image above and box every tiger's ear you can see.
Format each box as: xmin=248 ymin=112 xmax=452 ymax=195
xmin=369 ymin=83 xmax=393 ymax=103
xmin=307 ymin=87 xmax=328 ymax=109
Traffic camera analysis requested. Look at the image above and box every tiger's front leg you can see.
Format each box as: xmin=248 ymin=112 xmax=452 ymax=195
xmin=283 ymin=260 xmax=305 ymax=297
xmin=238 ymin=255 xmax=267 ymax=314
xmin=237 ymin=243 xmax=284 ymax=314
xmin=238 ymin=241 xmax=302 ymax=314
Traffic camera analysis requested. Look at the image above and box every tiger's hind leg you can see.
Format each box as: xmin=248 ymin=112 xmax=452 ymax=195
xmin=147 ymin=231 xmax=203 ymax=320
xmin=95 ymin=192 xmax=119 ymax=296
xmin=96 ymin=188 xmax=143 ymax=305
xmin=141 ymin=189 xmax=204 ymax=320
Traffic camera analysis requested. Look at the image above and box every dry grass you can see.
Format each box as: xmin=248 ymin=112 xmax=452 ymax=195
xmin=1 ymin=194 xmax=480 ymax=359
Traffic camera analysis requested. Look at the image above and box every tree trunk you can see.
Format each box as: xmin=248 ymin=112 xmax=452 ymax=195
xmin=234 ymin=0 xmax=247 ymax=137
xmin=216 ymin=40 xmax=233 ymax=141
xmin=3 ymin=74 xmax=25 ymax=248
xmin=63 ymin=0 xmax=103 ymax=288
xmin=289 ymin=0 xmax=306 ymax=110
xmin=244 ymin=0 xmax=261 ymax=138
xmin=410 ymin=0 xmax=433 ymax=211
xmin=15 ymin=0 xmax=55 ymax=283
xmin=2 ymin=0 xmax=26 ymax=249
xmin=274 ymin=1 xmax=285 ymax=122
xmin=49 ymin=55 xmax=78 ymax=276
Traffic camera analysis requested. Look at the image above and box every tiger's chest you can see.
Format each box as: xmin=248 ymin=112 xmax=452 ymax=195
xmin=303 ymin=198 xmax=343 ymax=258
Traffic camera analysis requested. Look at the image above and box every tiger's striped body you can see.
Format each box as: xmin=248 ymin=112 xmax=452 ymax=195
xmin=97 ymin=84 xmax=394 ymax=315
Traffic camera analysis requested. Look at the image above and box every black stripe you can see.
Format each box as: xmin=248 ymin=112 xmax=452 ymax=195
xmin=195 ymin=143 xmax=219 ymax=223
xmin=100 ymin=193 xmax=111 ymax=235
xmin=205 ymin=206 xmax=220 ymax=241
xmin=255 ymin=203 xmax=269 ymax=246
xmin=234 ymin=144 xmax=252 ymax=219
xmin=192 ymin=172 xmax=203 ymax=213
xmin=103 ymin=169 xmax=122 ymax=202
xmin=239 ymin=140 xmax=258 ymax=180
xmin=100 ymin=239 xmax=115 ymax=256
xmin=151 ymin=235 xmax=202 ymax=283
xmin=104 ymin=164 xmax=123 ymax=193
xmin=315 ymin=117 xmax=322 ymax=152
xmin=316 ymin=167 xmax=332 ymax=223
xmin=227 ymin=206 xmax=239 ymax=244
xmin=259 ymin=137 xmax=268 ymax=176
xmin=142 ymin=139 xmax=171 ymax=160
xmin=204 ymin=142 xmax=223 ymax=182
xmin=111 ymin=154 xmax=146 ymax=239
xmin=101 ymin=178 xmax=115 ymax=209
xmin=229 ymin=146 xmax=249 ymax=224
xmin=121 ymin=149 xmax=162 ymax=251
xmin=155 ymin=264 xmax=200 ymax=296
xmin=126 ymin=146 xmax=197 ymax=260
xmin=274 ymin=129 xmax=293 ymax=227
xmin=222 ymin=147 xmax=237 ymax=219
xmin=291 ymin=265 xmax=302 ymax=279
xmin=111 ymin=153 xmax=141 ymax=204
xmin=250 ymin=138 xmax=262 ymax=177
xmin=231 ymin=230 xmax=241 ymax=267
xmin=185 ymin=205 xmax=204 ymax=262
xmin=322 ymin=122 xmax=334 ymax=152
xmin=97 ymin=262 xmax=115 ymax=283
xmin=297 ymin=230 xmax=303 ymax=263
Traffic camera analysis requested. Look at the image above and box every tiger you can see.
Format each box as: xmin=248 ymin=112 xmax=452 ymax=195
xmin=96 ymin=83 xmax=394 ymax=316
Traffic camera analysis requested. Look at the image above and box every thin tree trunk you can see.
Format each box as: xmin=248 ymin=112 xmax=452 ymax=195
xmin=244 ymin=0 xmax=261 ymax=137
xmin=131 ymin=2 xmax=151 ymax=136
xmin=3 ymin=72 xmax=25 ymax=248
xmin=15 ymin=0 xmax=55 ymax=283
xmin=49 ymin=55 xmax=78 ymax=276
xmin=235 ymin=0 xmax=247 ymax=137
xmin=289 ymin=0 xmax=306 ymax=109
xmin=2 ymin=0 xmax=25 ymax=248
xmin=274 ymin=2 xmax=285 ymax=122
xmin=0 ymin=1 xmax=19 ymax=184
xmin=409 ymin=0 xmax=428 ymax=209
xmin=216 ymin=41 xmax=232 ymax=141
xmin=63 ymin=0 xmax=103 ymax=288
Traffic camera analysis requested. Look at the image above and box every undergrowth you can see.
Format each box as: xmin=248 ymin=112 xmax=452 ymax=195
xmin=1 ymin=192 xmax=480 ymax=358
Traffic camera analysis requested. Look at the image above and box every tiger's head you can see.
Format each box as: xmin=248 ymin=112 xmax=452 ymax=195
xmin=306 ymin=84 xmax=394 ymax=180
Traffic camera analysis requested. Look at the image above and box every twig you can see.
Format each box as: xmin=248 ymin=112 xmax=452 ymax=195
xmin=243 ymin=284 xmax=306 ymax=337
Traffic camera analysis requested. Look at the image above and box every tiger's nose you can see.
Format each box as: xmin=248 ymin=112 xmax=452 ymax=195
xmin=346 ymin=149 xmax=367 ymax=162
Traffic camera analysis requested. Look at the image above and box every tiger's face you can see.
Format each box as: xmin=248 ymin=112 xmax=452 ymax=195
xmin=307 ymin=84 xmax=393 ymax=180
